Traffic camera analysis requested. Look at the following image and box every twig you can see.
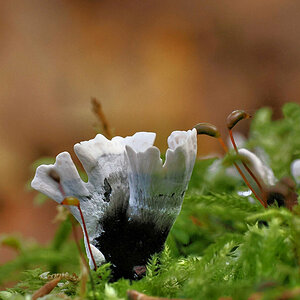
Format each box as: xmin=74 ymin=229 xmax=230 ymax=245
xmin=32 ymin=276 xmax=62 ymax=300
xmin=91 ymin=97 xmax=112 ymax=139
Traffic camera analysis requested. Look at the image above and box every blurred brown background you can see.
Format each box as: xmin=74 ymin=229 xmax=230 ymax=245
xmin=1 ymin=0 xmax=300 ymax=264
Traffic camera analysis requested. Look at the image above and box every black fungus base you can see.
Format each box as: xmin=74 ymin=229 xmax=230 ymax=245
xmin=94 ymin=207 xmax=170 ymax=281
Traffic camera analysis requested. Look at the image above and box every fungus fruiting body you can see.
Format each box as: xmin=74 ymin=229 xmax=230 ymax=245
xmin=31 ymin=130 xmax=197 ymax=280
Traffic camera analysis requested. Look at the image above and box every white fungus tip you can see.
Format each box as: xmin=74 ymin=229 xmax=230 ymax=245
xmin=126 ymin=129 xmax=197 ymax=229
xmin=113 ymin=132 xmax=156 ymax=152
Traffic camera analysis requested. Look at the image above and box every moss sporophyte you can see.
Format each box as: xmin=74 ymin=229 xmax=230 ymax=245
xmin=194 ymin=110 xmax=298 ymax=211
xmin=31 ymin=130 xmax=197 ymax=280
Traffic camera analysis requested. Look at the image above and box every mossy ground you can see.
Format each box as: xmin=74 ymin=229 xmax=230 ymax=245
xmin=1 ymin=103 xmax=300 ymax=299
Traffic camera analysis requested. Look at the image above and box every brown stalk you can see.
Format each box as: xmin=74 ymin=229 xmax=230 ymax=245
xmin=77 ymin=204 xmax=97 ymax=271
xmin=91 ymin=97 xmax=112 ymax=139
xmin=71 ymin=218 xmax=97 ymax=300
xmin=226 ymin=110 xmax=266 ymax=207
xmin=218 ymin=136 xmax=267 ymax=208
xmin=71 ymin=218 xmax=90 ymax=270
xmin=228 ymin=129 xmax=265 ymax=206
